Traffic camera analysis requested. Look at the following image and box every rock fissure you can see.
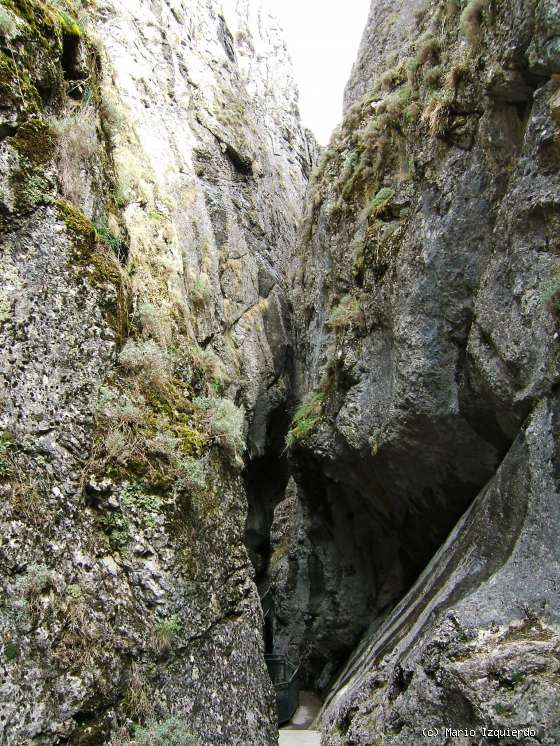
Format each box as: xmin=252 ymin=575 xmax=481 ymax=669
xmin=1 ymin=0 xmax=560 ymax=743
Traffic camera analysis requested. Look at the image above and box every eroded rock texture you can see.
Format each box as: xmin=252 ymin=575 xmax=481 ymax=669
xmin=271 ymin=0 xmax=560 ymax=741
xmin=0 ymin=1 xmax=313 ymax=744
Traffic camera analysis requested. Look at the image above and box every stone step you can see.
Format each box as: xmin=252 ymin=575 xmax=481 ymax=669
xmin=279 ymin=731 xmax=321 ymax=746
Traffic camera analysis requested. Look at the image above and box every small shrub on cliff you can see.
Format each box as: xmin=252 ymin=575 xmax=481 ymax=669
xmin=152 ymin=616 xmax=181 ymax=654
xmin=285 ymin=392 xmax=325 ymax=448
xmin=136 ymin=302 xmax=172 ymax=347
xmin=118 ymin=340 xmax=170 ymax=392
xmin=189 ymin=343 xmax=227 ymax=389
xmin=328 ymin=295 xmax=365 ymax=333
xmin=193 ymin=397 xmax=245 ymax=462
xmin=175 ymin=455 xmax=207 ymax=493
xmin=96 ymin=387 xmax=147 ymax=425
xmin=190 ymin=276 xmax=211 ymax=306
xmin=145 ymin=430 xmax=180 ymax=461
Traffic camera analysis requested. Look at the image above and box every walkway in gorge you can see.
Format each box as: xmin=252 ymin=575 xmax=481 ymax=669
xmin=279 ymin=691 xmax=321 ymax=745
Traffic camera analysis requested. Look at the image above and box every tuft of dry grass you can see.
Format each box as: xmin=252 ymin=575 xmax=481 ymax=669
xmin=328 ymin=295 xmax=365 ymax=333
xmin=446 ymin=61 xmax=469 ymax=91
xmin=415 ymin=34 xmax=441 ymax=67
xmin=123 ymin=665 xmax=153 ymax=720
xmin=118 ymin=340 xmax=171 ymax=393
xmin=50 ymin=105 xmax=98 ymax=206
xmin=460 ymin=0 xmax=487 ymax=44
xmin=9 ymin=478 xmax=44 ymax=526
xmin=136 ymin=302 xmax=173 ymax=347
xmin=422 ymin=94 xmax=454 ymax=138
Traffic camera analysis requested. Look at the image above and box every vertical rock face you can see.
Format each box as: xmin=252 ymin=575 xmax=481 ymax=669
xmin=277 ymin=0 xmax=560 ymax=741
xmin=0 ymin=1 xmax=313 ymax=744
xmin=96 ymin=0 xmax=315 ymax=457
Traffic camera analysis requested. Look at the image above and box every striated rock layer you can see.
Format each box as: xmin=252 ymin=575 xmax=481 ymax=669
xmin=0 ymin=0 xmax=314 ymax=744
xmin=275 ymin=0 xmax=560 ymax=742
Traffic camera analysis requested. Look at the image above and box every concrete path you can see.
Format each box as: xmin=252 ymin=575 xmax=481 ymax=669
xmin=281 ymin=691 xmax=322 ymax=730
xmin=279 ymin=731 xmax=321 ymax=746
xmin=279 ymin=691 xmax=322 ymax=744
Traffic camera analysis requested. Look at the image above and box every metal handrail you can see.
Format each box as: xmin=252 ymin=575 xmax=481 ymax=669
xmin=261 ymin=588 xmax=273 ymax=620
xmin=265 ymin=654 xmax=300 ymax=724
xmin=265 ymin=655 xmax=300 ymax=684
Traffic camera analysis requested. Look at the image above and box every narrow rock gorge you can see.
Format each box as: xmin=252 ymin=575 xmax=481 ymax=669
xmin=0 ymin=0 xmax=559 ymax=745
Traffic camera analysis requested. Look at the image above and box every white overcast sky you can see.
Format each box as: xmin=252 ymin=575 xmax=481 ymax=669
xmin=223 ymin=0 xmax=371 ymax=144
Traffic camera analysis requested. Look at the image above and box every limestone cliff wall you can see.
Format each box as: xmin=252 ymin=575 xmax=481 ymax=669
xmin=275 ymin=0 xmax=560 ymax=741
xmin=0 ymin=1 xmax=313 ymax=744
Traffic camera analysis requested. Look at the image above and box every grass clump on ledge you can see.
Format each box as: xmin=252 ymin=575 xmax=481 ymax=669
xmin=152 ymin=616 xmax=181 ymax=654
xmin=328 ymin=294 xmax=365 ymax=333
xmin=95 ymin=218 xmax=127 ymax=264
xmin=50 ymin=104 xmax=98 ymax=207
xmin=118 ymin=340 xmax=171 ymax=393
xmin=368 ymin=187 xmax=395 ymax=219
xmin=285 ymin=391 xmax=325 ymax=449
xmin=193 ymin=397 xmax=245 ymax=463
xmin=414 ymin=34 xmax=440 ymax=67
xmin=422 ymin=93 xmax=454 ymax=138
xmin=190 ymin=276 xmax=211 ymax=306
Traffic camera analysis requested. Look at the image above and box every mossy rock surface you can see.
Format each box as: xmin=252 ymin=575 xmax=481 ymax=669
xmin=11 ymin=118 xmax=55 ymax=164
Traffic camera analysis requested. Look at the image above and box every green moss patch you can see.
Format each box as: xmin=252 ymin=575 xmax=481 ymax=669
xmin=0 ymin=49 xmax=41 ymax=113
xmin=56 ymin=197 xmax=96 ymax=249
xmin=12 ymin=117 xmax=55 ymax=163
xmin=368 ymin=187 xmax=395 ymax=219
xmin=328 ymin=294 xmax=365 ymax=333
xmin=55 ymin=199 xmax=129 ymax=340
xmin=286 ymin=391 xmax=325 ymax=448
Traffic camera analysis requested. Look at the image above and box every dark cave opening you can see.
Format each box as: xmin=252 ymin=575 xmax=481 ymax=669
xmin=266 ymin=414 xmax=513 ymax=696
xmin=61 ymin=31 xmax=89 ymax=101
xmin=243 ymin=376 xmax=516 ymax=702
xmin=244 ymin=403 xmax=292 ymax=594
